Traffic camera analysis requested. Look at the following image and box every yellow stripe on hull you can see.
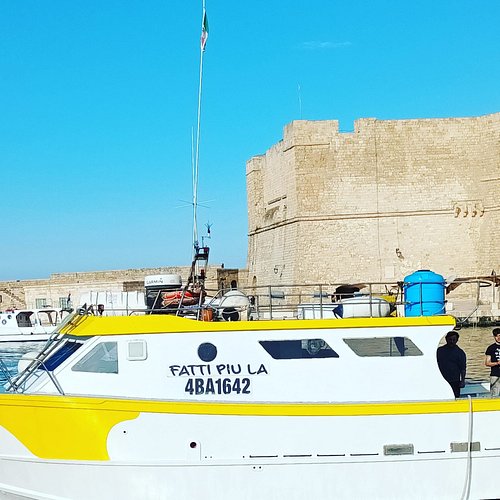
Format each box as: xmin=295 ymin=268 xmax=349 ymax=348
xmin=0 ymin=394 xmax=498 ymax=461
xmin=59 ymin=313 xmax=456 ymax=337
xmin=0 ymin=395 xmax=139 ymax=460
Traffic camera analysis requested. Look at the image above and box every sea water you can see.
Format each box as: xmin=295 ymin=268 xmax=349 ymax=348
xmin=455 ymin=325 xmax=496 ymax=382
xmin=0 ymin=341 xmax=44 ymax=393
xmin=0 ymin=327 xmax=495 ymax=393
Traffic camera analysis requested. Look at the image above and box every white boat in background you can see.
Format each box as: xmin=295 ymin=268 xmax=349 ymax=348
xmin=0 ymin=308 xmax=69 ymax=342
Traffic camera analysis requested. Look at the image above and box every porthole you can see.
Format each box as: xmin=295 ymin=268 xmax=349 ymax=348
xmin=1 ymin=320 xmax=6 ymax=325
xmin=198 ymin=342 xmax=217 ymax=362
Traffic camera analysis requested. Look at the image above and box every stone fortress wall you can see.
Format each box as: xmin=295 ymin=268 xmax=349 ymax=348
xmin=246 ymin=113 xmax=500 ymax=314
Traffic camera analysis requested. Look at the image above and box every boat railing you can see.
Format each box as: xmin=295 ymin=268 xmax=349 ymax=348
xmin=84 ymin=285 xmax=396 ymax=320
xmin=5 ymin=332 xmax=67 ymax=394
xmin=4 ymin=310 xmax=86 ymax=394
xmin=231 ymin=281 xmax=400 ymax=320
xmin=446 ymin=277 xmax=499 ymax=327
xmin=72 ymin=276 xmax=496 ymax=323
xmin=223 ymin=278 xmax=495 ymax=323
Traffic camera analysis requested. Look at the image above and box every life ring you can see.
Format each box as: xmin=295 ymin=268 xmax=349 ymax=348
xmin=161 ymin=290 xmax=194 ymax=307
xmin=163 ymin=291 xmax=191 ymax=301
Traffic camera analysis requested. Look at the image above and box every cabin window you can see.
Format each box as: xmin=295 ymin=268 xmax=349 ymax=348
xmin=127 ymin=340 xmax=148 ymax=361
xmin=59 ymin=297 xmax=69 ymax=309
xmin=343 ymin=337 xmax=423 ymax=357
xmin=16 ymin=312 xmax=34 ymax=328
xmin=72 ymin=342 xmax=118 ymax=374
xmin=260 ymin=339 xmax=339 ymax=359
xmin=39 ymin=341 xmax=83 ymax=371
xmin=38 ymin=310 xmax=58 ymax=327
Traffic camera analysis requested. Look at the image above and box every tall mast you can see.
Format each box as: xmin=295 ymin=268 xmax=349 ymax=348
xmin=193 ymin=0 xmax=208 ymax=253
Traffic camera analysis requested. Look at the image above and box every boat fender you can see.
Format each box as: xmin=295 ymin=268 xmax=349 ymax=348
xmin=18 ymin=351 xmax=40 ymax=373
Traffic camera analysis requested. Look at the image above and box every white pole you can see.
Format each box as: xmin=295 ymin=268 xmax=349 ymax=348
xmin=191 ymin=126 xmax=196 ymax=243
xmin=193 ymin=0 xmax=206 ymax=253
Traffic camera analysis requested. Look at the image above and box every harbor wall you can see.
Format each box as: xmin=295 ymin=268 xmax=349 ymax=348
xmin=246 ymin=112 xmax=500 ymax=302
xmin=0 ymin=266 xmax=241 ymax=311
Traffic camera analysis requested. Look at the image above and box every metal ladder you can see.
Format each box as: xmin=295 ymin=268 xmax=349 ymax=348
xmin=5 ymin=310 xmax=84 ymax=394
xmin=6 ymin=332 xmax=66 ymax=394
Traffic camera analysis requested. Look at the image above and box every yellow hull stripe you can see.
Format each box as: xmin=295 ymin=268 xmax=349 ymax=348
xmin=0 ymin=394 xmax=498 ymax=461
xmin=0 ymin=395 xmax=139 ymax=460
xmin=59 ymin=314 xmax=455 ymax=337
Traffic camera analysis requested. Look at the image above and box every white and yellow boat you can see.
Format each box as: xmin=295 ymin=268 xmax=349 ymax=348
xmin=0 ymin=308 xmax=498 ymax=500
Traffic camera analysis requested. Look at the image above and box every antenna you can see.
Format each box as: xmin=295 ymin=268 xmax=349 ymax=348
xmin=193 ymin=0 xmax=208 ymax=253
xmin=201 ymin=221 xmax=212 ymax=247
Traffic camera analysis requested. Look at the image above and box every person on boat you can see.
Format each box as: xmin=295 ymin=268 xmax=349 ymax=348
xmin=436 ymin=330 xmax=466 ymax=398
xmin=484 ymin=328 xmax=500 ymax=397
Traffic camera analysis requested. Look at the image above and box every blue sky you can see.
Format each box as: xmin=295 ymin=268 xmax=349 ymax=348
xmin=0 ymin=0 xmax=499 ymax=280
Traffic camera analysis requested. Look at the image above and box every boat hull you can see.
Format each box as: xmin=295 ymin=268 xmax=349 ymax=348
xmin=0 ymin=395 xmax=499 ymax=499
xmin=0 ymin=454 xmax=497 ymax=500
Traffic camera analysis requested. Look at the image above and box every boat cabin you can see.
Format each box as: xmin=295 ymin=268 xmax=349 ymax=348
xmin=10 ymin=314 xmax=458 ymax=403
xmin=0 ymin=308 xmax=68 ymax=339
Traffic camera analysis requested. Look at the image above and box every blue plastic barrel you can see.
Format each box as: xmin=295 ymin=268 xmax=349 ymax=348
xmin=404 ymin=270 xmax=446 ymax=317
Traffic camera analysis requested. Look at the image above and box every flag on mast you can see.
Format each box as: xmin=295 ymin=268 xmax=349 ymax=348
xmin=200 ymin=9 xmax=209 ymax=51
